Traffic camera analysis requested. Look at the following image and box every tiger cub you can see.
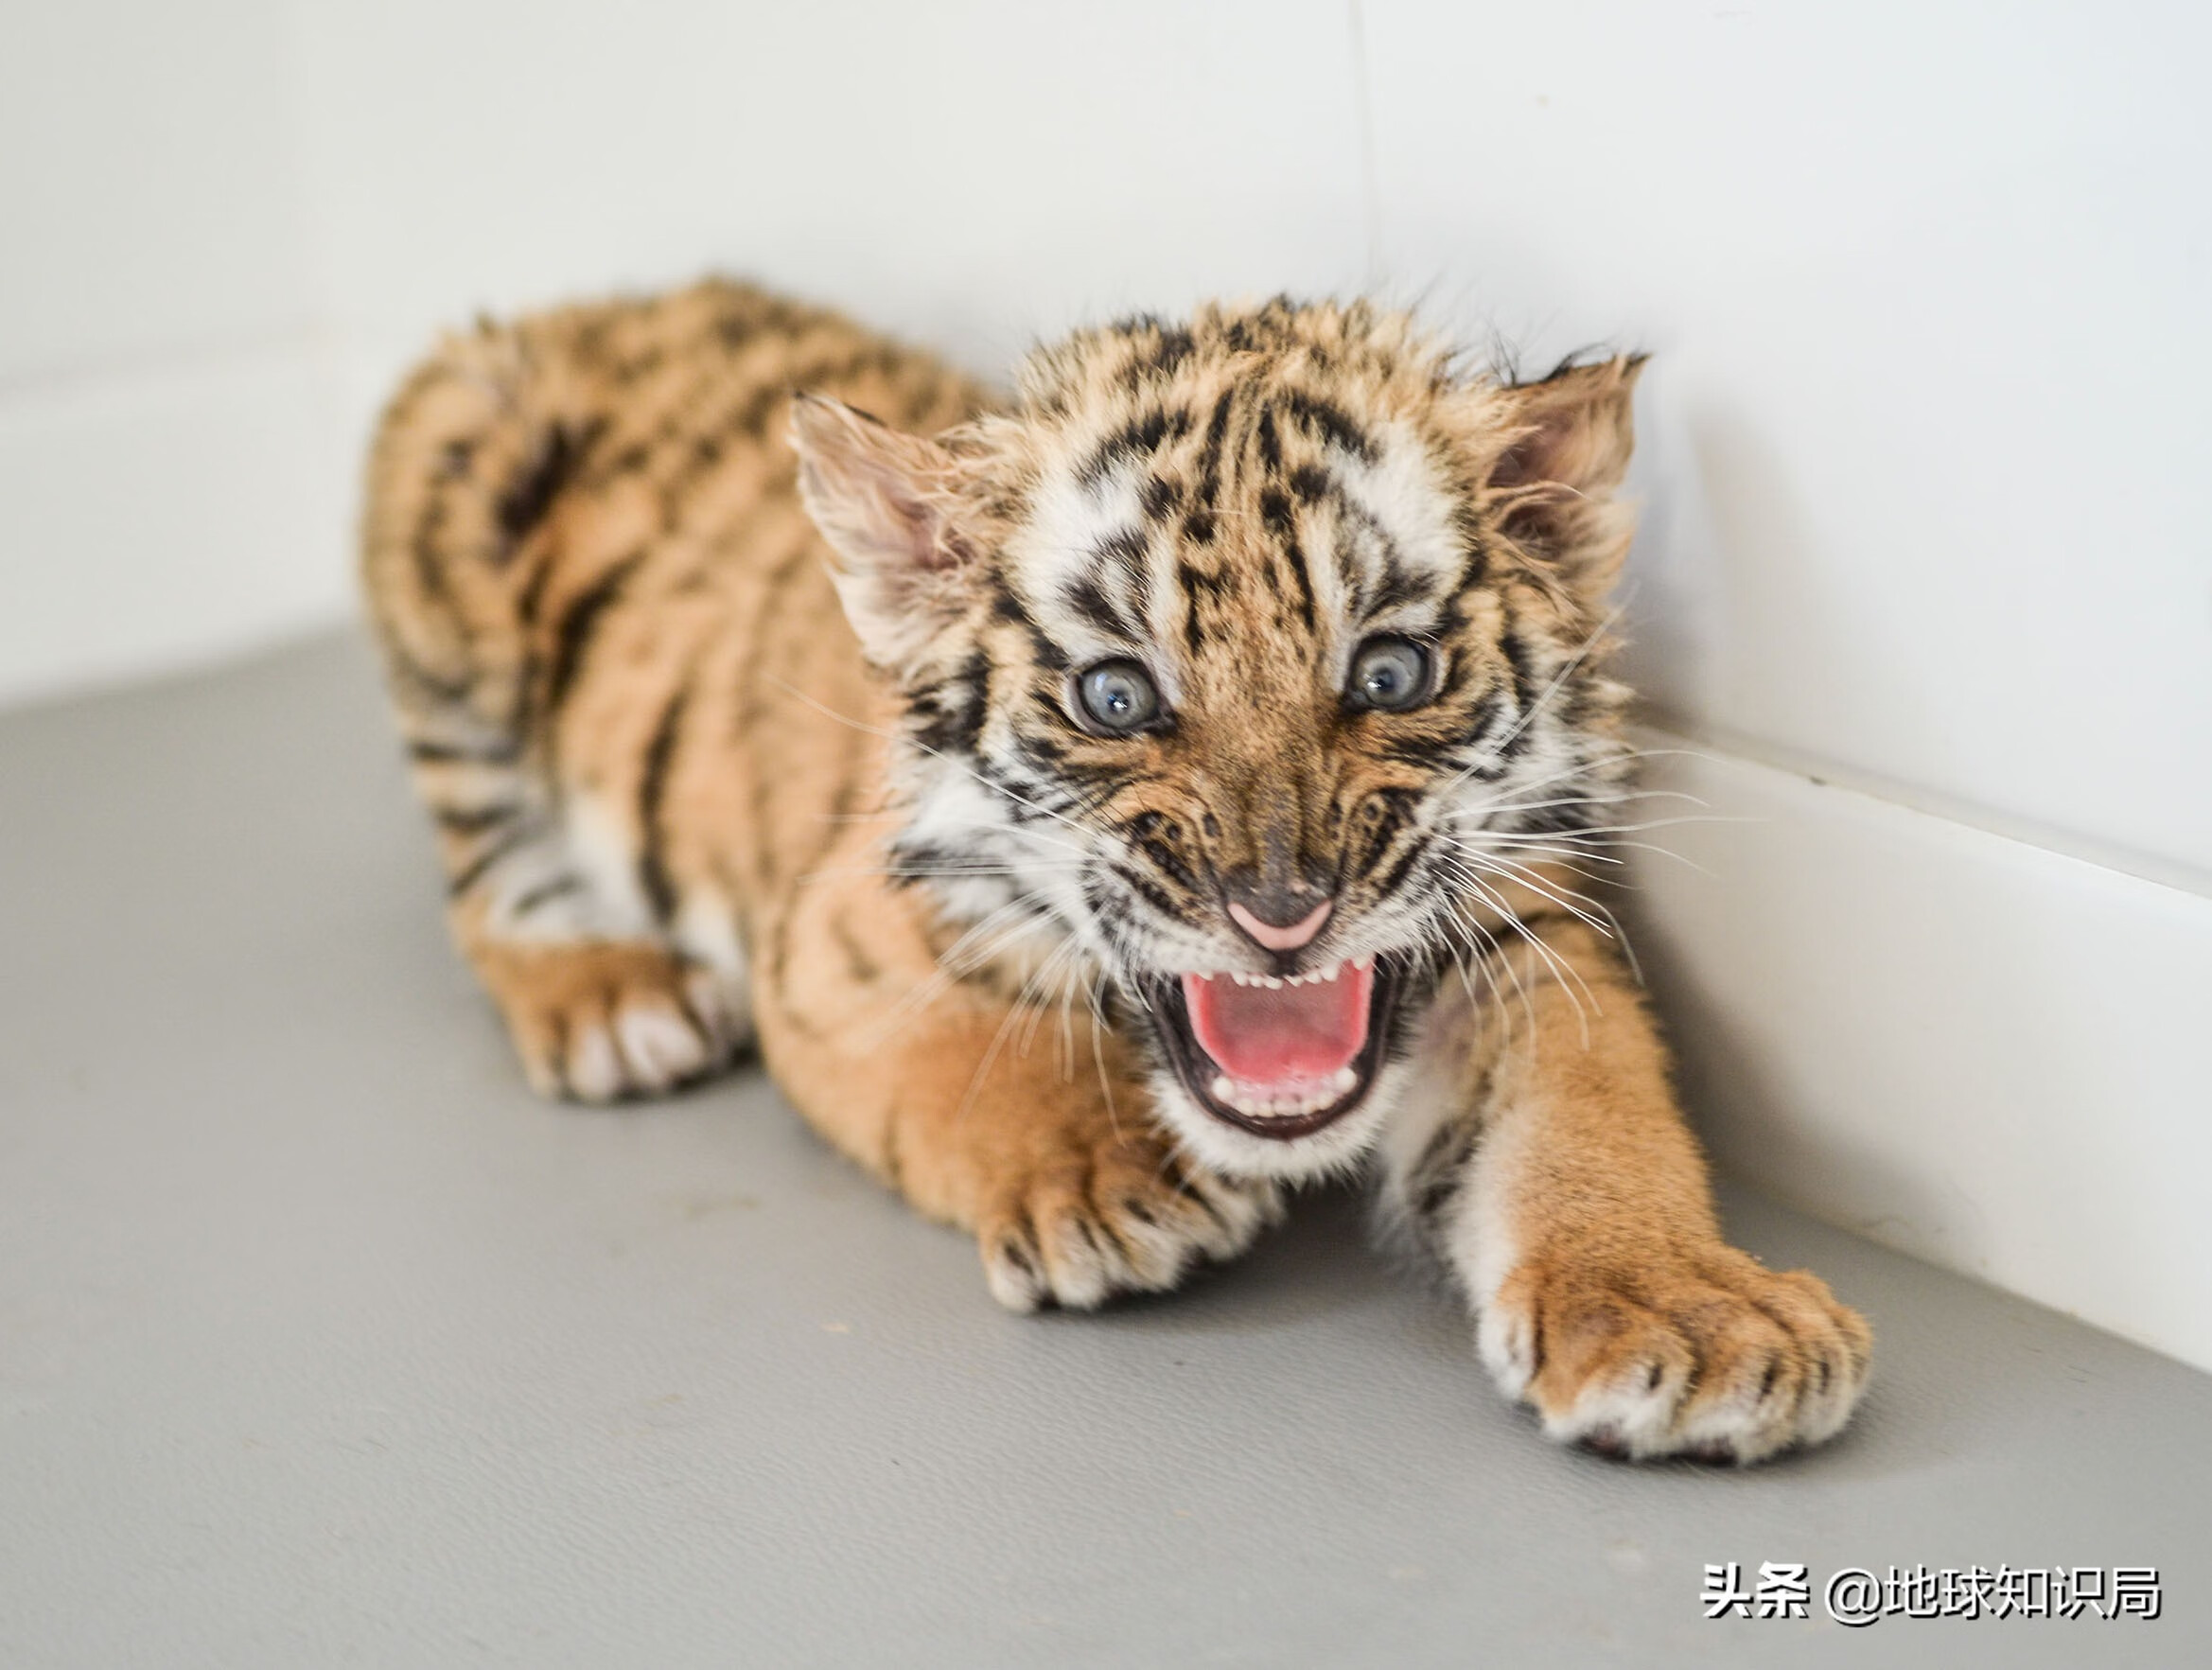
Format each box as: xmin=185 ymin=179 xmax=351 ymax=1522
xmin=362 ymin=280 xmax=1870 ymax=1463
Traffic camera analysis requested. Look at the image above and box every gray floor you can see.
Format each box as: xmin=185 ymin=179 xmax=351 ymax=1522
xmin=2 ymin=633 xmax=2205 ymax=1669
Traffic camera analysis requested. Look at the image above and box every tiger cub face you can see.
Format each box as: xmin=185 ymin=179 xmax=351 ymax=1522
xmin=793 ymin=299 xmax=1642 ymax=1181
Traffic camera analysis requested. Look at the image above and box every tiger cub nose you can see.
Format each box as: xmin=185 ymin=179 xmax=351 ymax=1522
xmin=1221 ymin=870 xmax=1335 ymax=952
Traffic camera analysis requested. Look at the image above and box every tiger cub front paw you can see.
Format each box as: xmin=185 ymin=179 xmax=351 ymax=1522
xmin=1480 ymin=1240 xmax=1871 ymax=1465
xmin=975 ymin=1134 xmax=1282 ymax=1313
xmin=474 ymin=940 xmax=744 ymax=1102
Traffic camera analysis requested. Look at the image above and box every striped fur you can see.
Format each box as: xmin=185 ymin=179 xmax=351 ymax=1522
xmin=362 ymin=280 xmax=1870 ymax=1462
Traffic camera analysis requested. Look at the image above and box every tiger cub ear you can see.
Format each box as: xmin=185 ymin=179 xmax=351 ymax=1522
xmin=1485 ymin=354 xmax=1646 ymax=601
xmin=789 ymin=393 xmax=980 ymax=675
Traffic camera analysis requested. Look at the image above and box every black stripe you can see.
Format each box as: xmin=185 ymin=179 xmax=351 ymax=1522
xmin=1414 ymin=1127 xmax=1478 ymax=1230
xmin=545 ymin=551 xmax=644 ymax=713
xmin=1093 ymin=527 xmax=1150 ymax=581
xmin=1010 ymin=727 xmax=1068 ymax=769
xmin=1461 ymin=689 xmax=1506 ymax=752
xmin=1177 ymin=558 xmax=1232 ymax=655
xmin=1193 ymin=389 xmax=1235 ymax=508
xmin=1149 ymin=325 xmax=1195 ymax=377
xmin=989 ymin=579 xmax=1031 ymax=627
xmin=433 ymin=802 xmax=523 ymax=835
xmin=383 ymin=641 xmax=474 ymax=705
xmin=1377 ymin=731 xmax=1466 ymax=769
xmin=510 ymin=873 xmax=585 ymax=916
xmin=1257 ymin=488 xmax=1317 ymax=632
xmin=1497 ymin=623 xmax=1540 ymax=759
xmin=447 ymin=819 xmax=538 ymax=898
xmin=636 ymin=681 xmax=693 ymax=924
xmin=1281 ymin=389 xmax=1378 ymax=463
xmin=495 ymin=417 xmax=603 ymax=560
xmin=1371 ymin=830 xmax=1431 ymax=898
xmin=1367 ymin=541 xmax=1425 ymax=615
xmin=912 ymin=649 xmax=991 ymax=756
xmin=1115 ymin=318 xmax=1196 ymax=384
xmin=1137 ymin=837 xmax=1199 ymax=892
xmin=1255 ymin=406 xmax=1281 ymax=470
xmin=516 ymin=546 xmax=558 ymax=626
xmin=409 ymin=737 xmax=521 ymax=765
xmin=1112 ymin=864 xmax=1185 ymax=921
xmin=1077 ymin=408 xmax=1176 ymax=489
xmin=1065 ymin=577 xmax=1135 ymax=640
xmin=991 ymin=580 xmax=1070 ymax=672
xmin=1281 ymin=536 xmax=1317 ymax=633
xmin=1350 ymin=789 xmax=1416 ymax=882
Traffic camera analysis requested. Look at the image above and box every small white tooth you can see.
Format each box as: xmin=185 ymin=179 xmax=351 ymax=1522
xmin=1211 ymin=1074 xmax=1236 ymax=1101
xmin=1355 ymin=956 xmax=1373 ymax=972
xmin=1264 ymin=976 xmax=1283 ymax=990
xmin=1331 ymin=1066 xmax=1358 ymax=1094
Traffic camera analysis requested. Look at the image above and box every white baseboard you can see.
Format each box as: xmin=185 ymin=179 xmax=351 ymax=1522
xmin=1626 ymin=730 xmax=2212 ymax=1372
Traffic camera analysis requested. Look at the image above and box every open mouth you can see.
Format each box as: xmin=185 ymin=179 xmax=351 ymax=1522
xmin=1146 ymin=958 xmax=1399 ymax=1140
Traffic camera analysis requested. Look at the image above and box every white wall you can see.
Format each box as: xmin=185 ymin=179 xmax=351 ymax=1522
xmin=4 ymin=4 xmax=2207 ymax=1364
xmin=0 ymin=2 xmax=351 ymax=706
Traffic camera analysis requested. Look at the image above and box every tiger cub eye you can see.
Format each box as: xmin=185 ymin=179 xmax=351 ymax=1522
xmin=1077 ymin=660 xmax=1163 ymax=732
xmin=1347 ymin=637 xmax=1432 ymax=712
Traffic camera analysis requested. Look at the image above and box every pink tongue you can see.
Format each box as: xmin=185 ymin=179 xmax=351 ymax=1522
xmin=1182 ymin=964 xmax=1373 ymax=1087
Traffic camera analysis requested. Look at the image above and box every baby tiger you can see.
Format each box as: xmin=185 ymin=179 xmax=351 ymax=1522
xmin=361 ymin=280 xmax=1870 ymax=1463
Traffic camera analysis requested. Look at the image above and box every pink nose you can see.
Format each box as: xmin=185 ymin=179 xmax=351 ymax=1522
xmin=1227 ymin=898 xmax=1333 ymax=952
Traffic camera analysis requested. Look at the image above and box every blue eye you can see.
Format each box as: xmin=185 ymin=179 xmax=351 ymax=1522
xmin=1347 ymin=637 xmax=1432 ymax=712
xmin=1076 ymin=660 xmax=1163 ymax=732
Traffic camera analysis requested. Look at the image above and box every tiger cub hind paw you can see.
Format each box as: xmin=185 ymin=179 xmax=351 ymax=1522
xmin=975 ymin=1141 xmax=1282 ymax=1314
xmin=474 ymin=940 xmax=745 ymax=1103
xmin=1479 ymin=1242 xmax=1872 ymax=1466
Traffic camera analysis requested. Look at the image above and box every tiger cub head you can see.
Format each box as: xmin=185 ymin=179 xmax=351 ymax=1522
xmin=792 ymin=298 xmax=1642 ymax=1180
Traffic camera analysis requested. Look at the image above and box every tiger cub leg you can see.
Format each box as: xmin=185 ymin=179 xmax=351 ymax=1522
xmin=416 ymin=751 xmax=753 ymax=1104
xmin=362 ymin=325 xmax=747 ymax=1103
xmin=1384 ymin=919 xmax=1871 ymax=1463
xmin=751 ymin=872 xmax=1280 ymax=1310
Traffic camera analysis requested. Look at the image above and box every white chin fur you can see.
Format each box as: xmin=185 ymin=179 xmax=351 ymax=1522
xmin=1148 ymin=1060 xmax=1407 ymax=1183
